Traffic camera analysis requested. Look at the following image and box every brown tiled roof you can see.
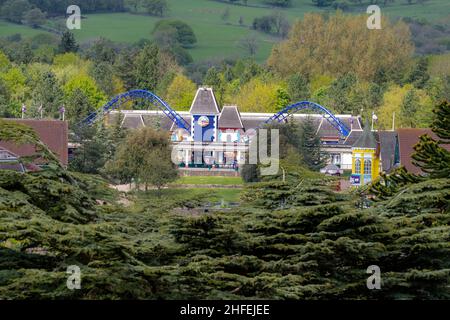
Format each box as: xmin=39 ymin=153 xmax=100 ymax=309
xmin=397 ymin=128 xmax=450 ymax=175
xmin=0 ymin=119 xmax=68 ymax=166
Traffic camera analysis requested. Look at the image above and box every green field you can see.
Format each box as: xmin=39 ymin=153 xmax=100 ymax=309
xmin=173 ymin=175 xmax=243 ymax=185
xmin=198 ymin=187 xmax=242 ymax=202
xmin=1 ymin=0 xmax=449 ymax=62
xmin=136 ymin=186 xmax=242 ymax=204
xmin=0 ymin=20 xmax=46 ymax=38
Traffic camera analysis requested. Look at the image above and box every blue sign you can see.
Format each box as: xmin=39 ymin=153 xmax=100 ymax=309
xmin=350 ymin=174 xmax=360 ymax=185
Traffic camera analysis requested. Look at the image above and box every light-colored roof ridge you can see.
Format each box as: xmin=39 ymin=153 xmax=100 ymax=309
xmin=189 ymin=87 xmax=220 ymax=115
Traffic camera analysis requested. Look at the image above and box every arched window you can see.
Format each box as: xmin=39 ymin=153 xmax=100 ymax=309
xmin=355 ymin=159 xmax=361 ymax=174
xmin=364 ymin=159 xmax=372 ymax=174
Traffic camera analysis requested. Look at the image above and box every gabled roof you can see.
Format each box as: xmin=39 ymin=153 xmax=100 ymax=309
xmin=397 ymin=128 xmax=450 ymax=175
xmin=121 ymin=115 xmax=145 ymax=129
xmin=0 ymin=119 xmax=68 ymax=166
xmin=218 ymin=105 xmax=243 ymax=129
xmin=189 ymin=87 xmax=220 ymax=115
xmin=352 ymin=122 xmax=377 ymax=149
xmin=169 ymin=114 xmax=191 ymax=131
xmin=378 ymin=131 xmax=398 ymax=172
xmin=0 ymin=147 xmax=20 ymax=161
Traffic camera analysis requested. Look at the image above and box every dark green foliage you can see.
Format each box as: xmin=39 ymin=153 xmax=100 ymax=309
xmin=142 ymin=0 xmax=168 ymax=17
xmin=58 ymin=31 xmax=79 ymax=53
xmin=401 ymin=89 xmax=420 ymax=127
xmin=431 ymin=100 xmax=450 ymax=143
xmin=240 ymin=163 xmax=259 ymax=183
xmin=134 ymin=43 xmax=159 ymax=92
xmin=264 ymin=0 xmax=292 ymax=7
xmin=153 ymin=20 xmax=197 ymax=48
xmin=84 ymin=38 xmax=117 ymax=64
xmin=168 ymin=176 xmax=449 ymax=299
xmin=69 ymin=118 xmax=125 ymax=174
xmin=406 ymin=56 xmax=430 ymax=89
xmin=104 ymin=126 xmax=178 ymax=190
xmin=287 ymin=73 xmax=310 ymax=103
xmin=327 ymin=73 xmax=357 ymax=113
xmin=1 ymin=100 xmax=449 ymax=299
xmin=0 ymin=0 xmax=31 ymax=23
xmin=1 ymin=166 xmax=449 ymax=299
xmin=31 ymin=71 xmax=63 ymax=117
xmin=369 ymin=167 xmax=423 ymax=201
xmin=412 ymin=100 xmax=450 ymax=178
xmin=0 ymin=169 xmax=97 ymax=224
xmin=298 ymin=117 xmax=328 ymax=171
xmin=0 ymin=119 xmax=62 ymax=167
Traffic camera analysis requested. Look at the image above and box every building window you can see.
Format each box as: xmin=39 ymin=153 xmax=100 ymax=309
xmin=355 ymin=159 xmax=361 ymax=174
xmin=332 ymin=154 xmax=341 ymax=165
xmin=364 ymin=159 xmax=372 ymax=174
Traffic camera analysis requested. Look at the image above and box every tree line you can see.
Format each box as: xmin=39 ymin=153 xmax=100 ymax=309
xmin=1 ymin=12 xmax=449 ymax=131
xmin=0 ymin=0 xmax=169 ymax=28
xmin=312 ymin=0 xmax=431 ymax=8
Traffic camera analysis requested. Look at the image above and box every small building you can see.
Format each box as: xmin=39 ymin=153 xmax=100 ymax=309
xmin=0 ymin=119 xmax=68 ymax=167
xmin=396 ymin=128 xmax=450 ymax=175
xmin=350 ymin=123 xmax=380 ymax=186
xmin=0 ymin=147 xmax=25 ymax=173
xmin=320 ymin=164 xmax=343 ymax=176
xmin=107 ymin=88 xmax=363 ymax=174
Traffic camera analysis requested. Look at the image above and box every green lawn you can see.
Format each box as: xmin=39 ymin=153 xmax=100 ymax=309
xmin=1 ymin=0 xmax=448 ymax=63
xmin=173 ymin=175 xmax=243 ymax=185
xmin=197 ymin=187 xmax=242 ymax=202
xmin=376 ymin=0 xmax=450 ymax=22
xmin=0 ymin=20 xmax=45 ymax=38
xmin=134 ymin=186 xmax=242 ymax=207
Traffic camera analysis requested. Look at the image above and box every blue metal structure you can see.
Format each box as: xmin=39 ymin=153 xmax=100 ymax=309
xmin=80 ymin=89 xmax=190 ymax=131
xmin=263 ymin=101 xmax=351 ymax=137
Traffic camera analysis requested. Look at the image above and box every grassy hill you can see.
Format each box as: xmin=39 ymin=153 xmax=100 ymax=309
xmin=0 ymin=0 xmax=449 ymax=63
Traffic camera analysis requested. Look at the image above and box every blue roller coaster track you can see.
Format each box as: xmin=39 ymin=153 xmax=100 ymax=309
xmin=263 ymin=101 xmax=351 ymax=137
xmin=79 ymin=89 xmax=190 ymax=131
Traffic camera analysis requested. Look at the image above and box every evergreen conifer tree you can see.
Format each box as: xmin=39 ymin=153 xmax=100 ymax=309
xmin=412 ymin=100 xmax=450 ymax=178
xmin=58 ymin=31 xmax=79 ymax=53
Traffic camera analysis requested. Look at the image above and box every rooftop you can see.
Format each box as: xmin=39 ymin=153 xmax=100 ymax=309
xmin=0 ymin=119 xmax=68 ymax=166
xmin=397 ymin=128 xmax=450 ymax=175
xmin=218 ymin=106 xmax=243 ymax=129
xmin=189 ymin=87 xmax=220 ymax=115
xmin=352 ymin=122 xmax=378 ymax=149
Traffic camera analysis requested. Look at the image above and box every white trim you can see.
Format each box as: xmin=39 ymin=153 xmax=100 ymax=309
xmin=219 ymin=105 xmax=244 ymax=129
xmin=112 ymin=109 xmax=355 ymax=121
xmin=316 ymin=117 xmax=323 ymax=135
xmin=188 ymin=87 xmax=220 ymax=115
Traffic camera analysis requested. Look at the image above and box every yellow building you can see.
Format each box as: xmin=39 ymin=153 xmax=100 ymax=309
xmin=350 ymin=123 xmax=380 ymax=186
